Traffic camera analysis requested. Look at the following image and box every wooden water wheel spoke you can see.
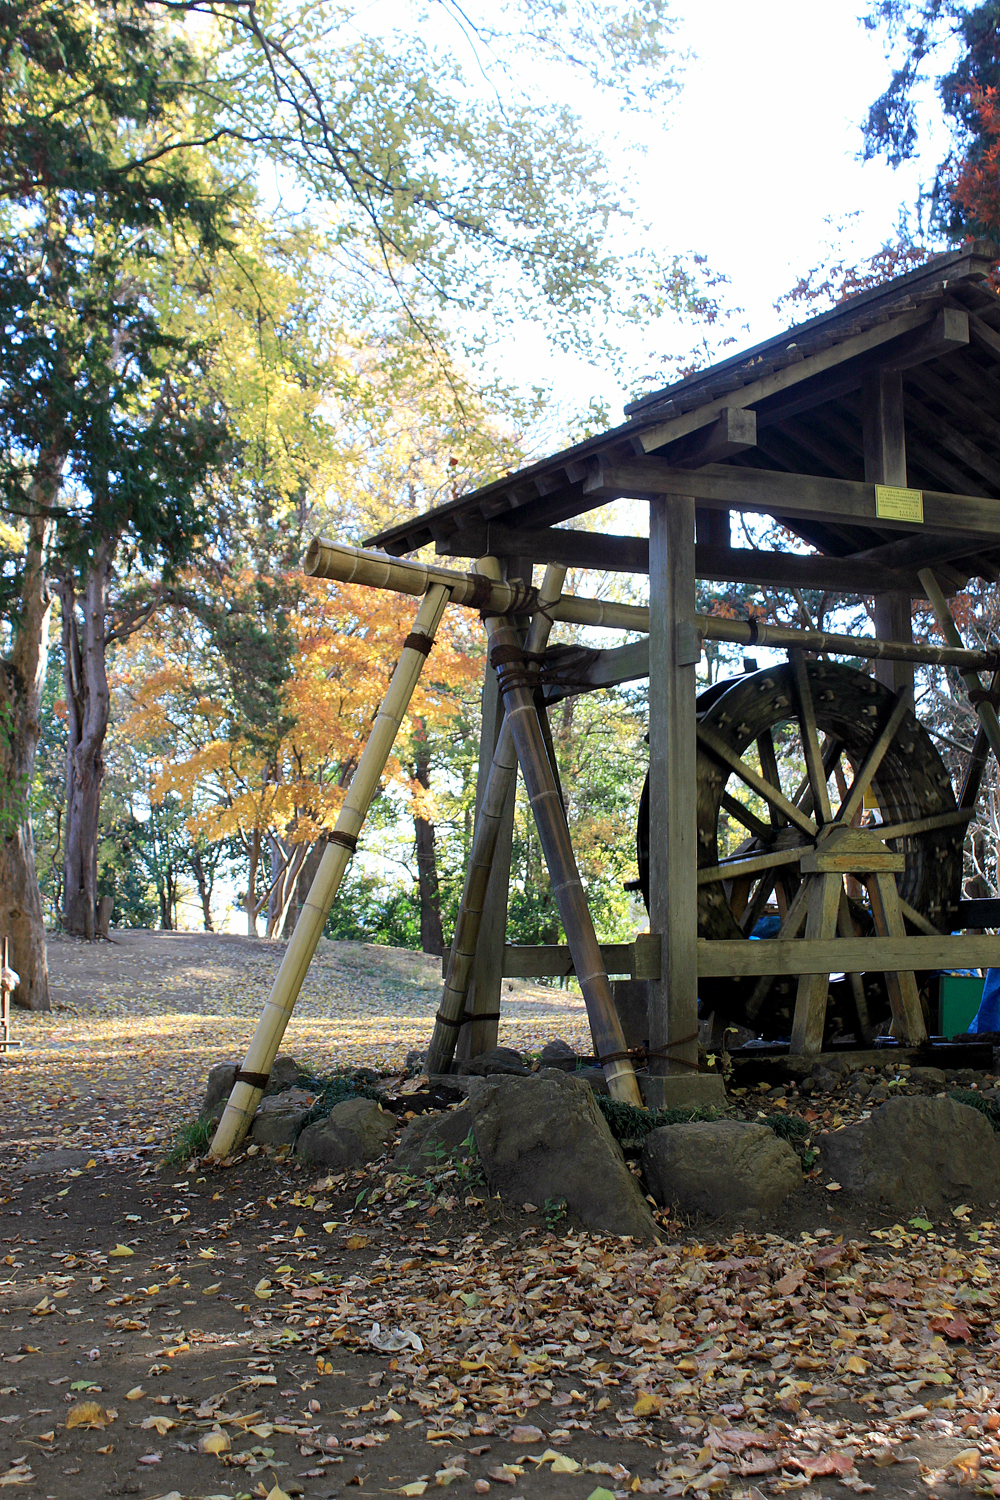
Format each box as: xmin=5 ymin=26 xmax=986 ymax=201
xmin=834 ymin=686 xmax=912 ymax=828
xmin=791 ymin=649 xmax=833 ymax=824
xmin=697 ymin=846 xmax=805 ymax=885
xmin=698 ymin=721 xmax=818 ymax=837
xmin=739 ymin=870 xmax=780 ymax=935
xmin=756 ymin=730 xmax=786 ymax=827
xmin=720 ymin=791 xmax=774 ymax=844
xmin=744 ymin=878 xmax=811 ymax=1021
xmin=794 ymin=736 xmax=846 ymax=817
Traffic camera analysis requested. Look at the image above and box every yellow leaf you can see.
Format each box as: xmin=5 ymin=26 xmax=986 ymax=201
xmin=254 ymin=1278 xmax=272 ymax=1299
xmin=551 ymin=1455 xmax=582 ymax=1473
xmin=396 ymin=1484 xmax=427 ymax=1497
xmin=346 ymin=1234 xmax=369 ymax=1250
xmin=125 ymin=1387 xmax=145 ymax=1401
xmin=198 ymin=1428 xmax=231 ymax=1455
xmin=198 ymin=1248 xmax=216 ymax=1259
xmin=530 ymin=1451 xmax=562 ymax=1466
xmin=141 ymin=1415 xmax=175 ymax=1435
xmin=109 ymin=1244 xmax=134 ymax=1258
xmin=203 ymin=1283 xmax=222 ymax=1295
xmin=66 ymin=1402 xmax=111 ymax=1430
xmin=293 ymin=1226 xmax=305 ymax=1238
xmin=632 ymin=1393 xmax=663 ymax=1417
xmin=845 ymin=1355 xmax=868 ymax=1374
xmin=266 ymin=1484 xmax=294 ymax=1500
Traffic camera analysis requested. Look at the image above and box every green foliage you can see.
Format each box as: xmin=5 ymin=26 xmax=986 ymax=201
xmin=544 ymin=1196 xmax=568 ymax=1230
xmin=285 ymin=1068 xmax=388 ymax=1138
xmin=949 ymin=1088 xmax=1000 ymax=1130
xmin=595 ymin=1094 xmax=722 ymax=1149
xmin=324 ymin=870 xmax=423 ymax=948
xmin=763 ymin=1111 xmax=811 ymax=1142
xmin=164 ymin=1116 xmax=212 ymax=1164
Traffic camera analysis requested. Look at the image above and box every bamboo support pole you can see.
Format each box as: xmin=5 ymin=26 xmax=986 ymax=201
xmin=306 ymin=536 xmax=1000 ymax=670
xmin=474 ymin=556 xmax=643 ymax=1105
xmin=918 ymin=568 xmax=1000 ymax=773
xmin=426 ymin=563 xmax=568 ymax=1077
xmin=209 ymin=584 xmax=452 ymax=1160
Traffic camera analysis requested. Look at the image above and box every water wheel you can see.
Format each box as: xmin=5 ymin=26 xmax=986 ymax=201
xmin=636 ymin=657 xmax=966 ymax=1042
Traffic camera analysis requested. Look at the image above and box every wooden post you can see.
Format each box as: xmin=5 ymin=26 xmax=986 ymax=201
xmin=789 ymin=875 xmax=842 ymax=1055
xmin=863 ymin=368 xmax=914 ymax=697
xmin=647 ymin=496 xmax=719 ymax=1106
xmin=865 ymin=872 xmax=929 ymax=1044
xmin=457 ymin=557 xmax=533 ymax=1062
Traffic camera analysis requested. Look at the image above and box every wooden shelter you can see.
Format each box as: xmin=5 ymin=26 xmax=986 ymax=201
xmin=363 ymin=242 xmax=1000 ymax=1104
xmin=210 ymin=243 xmax=1000 ymax=1158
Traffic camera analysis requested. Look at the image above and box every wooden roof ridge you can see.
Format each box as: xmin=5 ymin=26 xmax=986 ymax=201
xmin=367 ymin=242 xmax=1000 ymax=556
xmin=624 ymin=241 xmax=998 ymax=421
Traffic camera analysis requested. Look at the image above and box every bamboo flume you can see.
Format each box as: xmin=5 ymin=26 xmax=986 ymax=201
xmin=305 ymin=536 xmax=1000 ymax=671
xmin=472 ymin=556 xmax=643 ymax=1106
xmin=426 ymin=562 xmax=568 ymax=1077
xmin=209 ymin=583 xmax=452 ymax=1160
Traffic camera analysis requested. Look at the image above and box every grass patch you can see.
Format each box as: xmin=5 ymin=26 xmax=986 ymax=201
xmin=283 ymin=1067 xmax=388 ymax=1138
xmin=596 ymin=1095 xmax=721 ymax=1149
xmin=163 ymin=1116 xmax=212 ymax=1165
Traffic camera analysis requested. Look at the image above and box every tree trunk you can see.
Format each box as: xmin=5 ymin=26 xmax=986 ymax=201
xmin=245 ymin=828 xmax=262 ymax=936
xmin=413 ymin=750 xmax=444 ymax=956
xmin=264 ymin=833 xmax=307 ymax=940
xmin=0 ymin=478 xmax=57 ymax=1010
xmin=58 ymin=538 xmax=116 ymax=939
xmin=281 ymin=840 xmax=325 ymax=938
xmin=189 ymin=846 xmax=215 ymax=931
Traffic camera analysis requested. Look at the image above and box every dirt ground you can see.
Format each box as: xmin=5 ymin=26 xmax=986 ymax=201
xmin=2 ymin=932 xmax=1000 ymax=1500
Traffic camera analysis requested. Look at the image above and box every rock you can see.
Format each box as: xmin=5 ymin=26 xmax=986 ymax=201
xmin=642 ymin=1121 xmax=802 ymax=1219
xmin=574 ymin=1066 xmax=609 ymax=1096
xmin=539 ymin=1039 xmax=577 ymax=1073
xmin=456 ymin=1046 xmax=528 ymax=1078
xmin=265 ymin=1055 xmax=303 ymax=1095
xmin=908 ymin=1066 xmax=947 ymax=1089
xmin=23 ymin=1149 xmax=93 ymax=1176
xmin=250 ymin=1086 xmax=317 ymax=1147
xmin=468 ymin=1072 xmax=658 ymax=1240
xmin=817 ymin=1055 xmax=852 ymax=1077
xmin=393 ymin=1104 xmax=474 ymax=1175
xmin=811 ymin=1066 xmax=840 ymax=1094
xmin=820 ymin=1096 xmax=1000 ymax=1213
xmin=296 ymin=1097 xmax=397 ymax=1168
xmin=867 ymin=1082 xmax=890 ymax=1104
xmin=404 ymin=1048 xmax=429 ymax=1078
xmin=846 ymin=1077 xmax=871 ymax=1101
xmin=201 ymin=1062 xmax=239 ymax=1118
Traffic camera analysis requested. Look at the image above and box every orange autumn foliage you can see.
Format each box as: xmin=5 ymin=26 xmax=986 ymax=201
xmin=117 ymin=574 xmax=480 ymax=911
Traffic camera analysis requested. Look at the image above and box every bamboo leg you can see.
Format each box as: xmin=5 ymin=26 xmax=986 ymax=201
xmin=789 ymin=874 xmax=842 ymax=1055
xmin=865 ymin=871 xmax=929 ymax=1045
xmin=476 ymin=557 xmax=642 ymax=1105
xmin=209 ymin=583 xmax=452 ymax=1159
xmin=426 ymin=565 xmax=567 ymax=1076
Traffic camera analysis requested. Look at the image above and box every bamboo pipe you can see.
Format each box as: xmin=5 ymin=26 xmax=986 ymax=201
xmin=209 ymin=584 xmax=452 ymax=1160
xmin=304 ymin=536 xmax=648 ymax=632
xmin=306 ymin=536 xmax=1000 ymax=669
xmin=426 ymin=563 xmax=568 ymax=1077
xmin=917 ymin=568 xmax=1000 ymax=771
xmin=474 ymin=556 xmax=643 ymax=1106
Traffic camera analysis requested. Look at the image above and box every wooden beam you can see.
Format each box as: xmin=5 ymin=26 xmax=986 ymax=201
xmin=437 ymin=522 xmax=647 ymax=572
xmin=863 ymin=367 xmax=913 ymax=695
xmin=697 ymin=934 xmax=1000 ymax=976
xmin=583 ymin=457 xmax=1000 ymax=539
xmin=909 ymin=362 xmax=1000 ymax=451
xmin=638 ymin=304 xmax=946 ymax=455
xmin=647 ymin=493 xmax=699 ymax=1083
xmin=905 ymin=393 xmax=1000 ymax=490
xmin=677 ymin=407 xmax=757 ymax=467
xmin=496 ymin=936 xmax=661 ymax=980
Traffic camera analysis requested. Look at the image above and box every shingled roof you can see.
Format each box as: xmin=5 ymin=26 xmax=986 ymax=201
xmin=368 ymin=241 xmax=1000 ymax=574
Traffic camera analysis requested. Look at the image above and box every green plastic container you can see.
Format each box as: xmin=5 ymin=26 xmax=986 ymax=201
xmin=938 ymin=973 xmax=985 ymax=1037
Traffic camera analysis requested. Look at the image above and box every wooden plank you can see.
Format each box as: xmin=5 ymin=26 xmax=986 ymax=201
xmin=541 ymin=637 xmax=649 ymax=700
xmin=697 ymin=934 xmax=1000 ymax=976
xmin=866 ymin=871 xmax=928 ymax=1044
xmin=648 ymin=494 xmax=699 ymax=1076
xmin=637 ymin=305 xmax=941 ymax=455
xmin=498 ymin=936 xmax=661 ymax=980
xmin=583 ymin=457 xmax=1000 ymax=539
xmin=437 ymin=522 xmax=648 ymax=573
xmin=905 ymin=394 xmax=1000 ymax=491
xmin=910 ymin=363 xmax=1000 ymax=451
xmin=697 ymin=846 xmax=804 ymax=886
xmin=790 ymin=875 xmax=843 ymax=1055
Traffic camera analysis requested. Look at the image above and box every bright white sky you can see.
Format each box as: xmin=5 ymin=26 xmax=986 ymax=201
xmin=488 ymin=0 xmax=952 ymax=427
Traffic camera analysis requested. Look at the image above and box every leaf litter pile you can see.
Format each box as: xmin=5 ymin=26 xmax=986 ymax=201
xmin=3 ymin=931 xmax=1000 ymax=1500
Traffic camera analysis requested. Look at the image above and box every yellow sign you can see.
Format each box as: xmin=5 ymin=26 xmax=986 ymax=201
xmin=875 ymin=484 xmax=924 ymax=523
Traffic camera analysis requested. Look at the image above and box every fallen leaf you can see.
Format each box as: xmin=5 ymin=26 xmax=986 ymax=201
xmin=198 ymin=1428 xmax=231 ymax=1455
xmin=66 ymin=1401 xmax=111 ymax=1430
xmin=509 ymin=1425 xmax=543 ymax=1443
xmin=141 ymin=1415 xmax=175 ymax=1435
xmin=396 ymin=1485 xmax=427 ymax=1497
xmin=108 ymin=1244 xmax=134 ymax=1258
xmin=773 ymin=1269 xmax=806 ymax=1297
xmin=346 ymin=1234 xmax=369 ymax=1250
xmin=125 ymin=1386 xmax=144 ymax=1401
xmin=633 ymin=1393 xmax=663 ymax=1418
